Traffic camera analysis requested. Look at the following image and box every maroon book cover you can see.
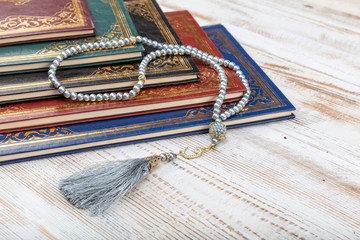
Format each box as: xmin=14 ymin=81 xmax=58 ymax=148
xmin=0 ymin=0 xmax=95 ymax=46
xmin=0 ymin=10 xmax=246 ymax=133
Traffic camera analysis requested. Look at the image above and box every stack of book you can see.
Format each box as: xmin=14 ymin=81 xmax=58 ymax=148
xmin=0 ymin=0 xmax=295 ymax=165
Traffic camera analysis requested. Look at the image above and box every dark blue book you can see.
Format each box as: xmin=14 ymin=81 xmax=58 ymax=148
xmin=0 ymin=24 xmax=295 ymax=165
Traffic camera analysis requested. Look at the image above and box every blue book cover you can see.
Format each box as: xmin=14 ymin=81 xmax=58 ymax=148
xmin=0 ymin=24 xmax=295 ymax=165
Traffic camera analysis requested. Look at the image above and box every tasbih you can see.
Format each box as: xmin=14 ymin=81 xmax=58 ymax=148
xmin=53 ymin=36 xmax=251 ymax=215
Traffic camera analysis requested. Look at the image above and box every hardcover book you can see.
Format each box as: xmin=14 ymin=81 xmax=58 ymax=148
xmin=0 ymin=0 xmax=144 ymax=75
xmin=0 ymin=0 xmax=200 ymax=104
xmin=0 ymin=24 xmax=295 ymax=165
xmin=0 ymin=12 xmax=246 ymax=133
xmin=0 ymin=0 xmax=95 ymax=46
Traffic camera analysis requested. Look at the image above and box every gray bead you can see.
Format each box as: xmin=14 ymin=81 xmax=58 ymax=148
xmin=233 ymin=106 xmax=240 ymax=113
xmin=237 ymin=102 xmax=245 ymax=108
xmin=160 ymin=49 xmax=167 ymax=56
xmin=133 ymin=85 xmax=140 ymax=93
xmin=83 ymin=94 xmax=90 ymax=102
xmin=216 ymin=98 xmax=223 ymax=105
xmin=53 ymin=80 xmax=61 ymax=89
xmin=209 ymin=121 xmax=227 ymax=140
xmin=166 ymin=48 xmax=173 ymax=55
xmin=93 ymin=42 xmax=100 ymax=49
xmin=228 ymin=61 xmax=235 ymax=69
xmin=233 ymin=65 xmax=240 ymax=72
xmin=229 ymin=109 xmax=235 ymax=115
xmin=87 ymin=43 xmax=94 ymax=49
xmin=196 ymin=53 xmax=202 ymax=59
xmin=48 ymin=74 xmax=56 ymax=81
xmin=246 ymin=89 xmax=251 ymax=95
xmin=220 ymin=113 xmax=227 ymax=121
xmin=213 ymin=108 xmax=220 ymax=114
xmin=212 ymin=113 xmax=220 ymax=120
xmin=218 ymin=95 xmax=225 ymax=101
xmin=65 ymin=49 xmax=72 ymax=56
xmin=77 ymin=93 xmax=84 ymax=101
xmin=151 ymin=41 xmax=158 ymax=48
xmin=160 ymin=153 xmax=166 ymax=161
xmin=172 ymin=48 xmax=179 ymax=55
xmin=137 ymin=81 xmax=144 ymax=88
xmin=70 ymin=92 xmax=77 ymax=100
xmin=109 ymin=92 xmax=117 ymax=100
xmin=162 ymin=44 xmax=168 ymax=49
xmin=96 ymin=94 xmax=103 ymax=101
xmin=157 ymin=43 xmax=163 ymax=49
xmin=103 ymin=93 xmax=110 ymax=101
xmin=214 ymin=102 xmax=221 ymax=110
xmin=150 ymin=52 xmax=156 ymax=59
xmin=223 ymin=60 xmax=230 ymax=67
xmin=99 ymin=42 xmax=106 ymax=49
xmin=118 ymin=40 xmax=125 ymax=46
xmin=124 ymin=38 xmax=130 ymax=45
xmin=212 ymin=138 xmax=219 ymax=145
xmin=219 ymin=89 xmax=226 ymax=96
xmin=155 ymin=50 xmax=161 ymax=57
xmin=70 ymin=46 xmax=77 ymax=54
xmin=58 ymin=86 xmax=65 ymax=94
xmin=244 ymin=92 xmax=250 ymax=99
xmin=218 ymin=58 xmax=224 ymax=65
xmin=56 ymin=55 xmax=63 ymax=62
xmin=48 ymin=69 xmax=55 ymax=75
xmin=90 ymin=94 xmax=97 ymax=101
xmin=53 ymin=59 xmax=60 ymax=67
xmin=129 ymin=90 xmax=136 ymax=97
xmin=111 ymin=41 xmax=119 ymax=47
xmin=136 ymin=36 xmax=142 ymax=43
xmin=63 ymin=90 xmax=71 ymax=98
xmin=81 ymin=44 xmax=88 ymax=51
xmin=60 ymin=51 xmax=68 ymax=59
xmin=116 ymin=93 xmax=123 ymax=100
xmin=169 ymin=152 xmax=175 ymax=161
xmin=168 ymin=44 xmax=174 ymax=49
xmin=213 ymin=56 xmax=219 ymax=63
xmin=123 ymin=92 xmax=130 ymax=100
xmin=190 ymin=51 xmax=197 ymax=57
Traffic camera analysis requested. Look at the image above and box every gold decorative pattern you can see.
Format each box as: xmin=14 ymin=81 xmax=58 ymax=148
xmin=0 ymin=1 xmax=86 ymax=36
xmin=0 ymin=0 xmax=31 ymax=5
xmin=147 ymin=155 xmax=162 ymax=172
xmin=125 ymin=1 xmax=154 ymax=22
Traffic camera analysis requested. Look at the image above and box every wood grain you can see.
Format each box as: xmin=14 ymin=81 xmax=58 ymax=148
xmin=1 ymin=0 xmax=360 ymax=239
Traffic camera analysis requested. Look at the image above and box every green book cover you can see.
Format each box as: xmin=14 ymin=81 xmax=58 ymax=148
xmin=0 ymin=0 xmax=144 ymax=75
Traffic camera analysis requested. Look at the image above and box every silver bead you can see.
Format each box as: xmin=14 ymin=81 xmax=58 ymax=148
xmin=76 ymin=45 xmax=82 ymax=53
xmin=223 ymin=60 xmax=230 ymax=67
xmin=212 ymin=138 xmax=219 ymax=145
xmin=160 ymin=49 xmax=167 ymax=56
xmin=185 ymin=49 xmax=191 ymax=55
xmin=90 ymin=94 xmax=97 ymax=101
xmin=212 ymin=113 xmax=220 ymax=120
xmin=229 ymin=108 xmax=235 ymax=115
xmin=48 ymin=69 xmax=55 ymax=75
xmin=216 ymin=98 xmax=223 ymax=105
xmin=103 ymin=93 xmax=110 ymax=101
xmin=118 ymin=40 xmax=125 ymax=46
xmin=83 ymin=94 xmax=90 ymax=102
xmin=124 ymin=38 xmax=130 ymax=45
xmin=157 ymin=43 xmax=163 ymax=49
xmin=137 ymin=81 xmax=144 ymax=88
xmin=93 ymin=42 xmax=100 ymax=49
xmin=116 ymin=92 xmax=123 ymax=100
xmin=99 ymin=42 xmax=106 ymax=49
xmin=209 ymin=122 xmax=227 ymax=140
xmin=214 ymin=102 xmax=221 ymax=110
xmin=142 ymin=37 xmax=148 ymax=43
xmin=136 ymin=36 xmax=142 ymax=43
xmin=109 ymin=92 xmax=117 ymax=100
xmin=213 ymin=56 xmax=219 ymax=63
xmin=58 ymin=86 xmax=65 ymax=94
xmin=160 ymin=153 xmax=166 ymax=161
xmin=53 ymin=80 xmax=61 ymax=89
xmin=233 ymin=106 xmax=240 ymax=113
xmin=218 ymin=58 xmax=224 ymax=65
xmin=70 ymin=92 xmax=77 ymax=100
xmin=53 ymin=59 xmax=60 ymax=67
xmin=123 ymin=92 xmax=130 ymax=100
xmin=87 ymin=43 xmax=94 ymax=49
xmin=133 ymin=85 xmax=140 ymax=93
xmin=218 ymin=95 xmax=225 ymax=101
xmin=233 ymin=65 xmax=240 ymax=72
xmin=220 ymin=113 xmax=227 ymax=121
xmin=237 ymin=102 xmax=245 ymax=108
xmin=63 ymin=90 xmax=71 ymax=98
xmin=81 ymin=44 xmax=88 ymax=51
xmin=168 ymin=44 xmax=174 ymax=49
xmin=70 ymin=47 xmax=77 ymax=54
xmin=150 ymin=52 xmax=156 ymax=59
xmin=244 ymin=92 xmax=250 ymax=99
xmin=56 ymin=55 xmax=63 ymax=62
xmin=166 ymin=48 xmax=173 ymax=55
xmin=65 ymin=49 xmax=72 ymax=56
xmin=151 ymin=41 xmax=158 ymax=48
xmin=129 ymin=90 xmax=136 ymax=97
xmin=111 ymin=41 xmax=119 ymax=47
xmin=190 ymin=51 xmax=197 ymax=57
xmin=169 ymin=152 xmax=175 ymax=161
xmin=213 ymin=108 xmax=220 ymax=114
xmin=219 ymin=89 xmax=226 ymax=96
xmin=162 ymin=44 xmax=168 ymax=49
xmin=77 ymin=93 xmax=84 ymax=101
xmin=155 ymin=50 xmax=161 ymax=57
xmin=228 ymin=61 xmax=235 ymax=69
xmin=96 ymin=94 xmax=103 ymax=101
xmin=196 ymin=53 xmax=202 ymax=59
xmin=61 ymin=51 xmax=68 ymax=59
xmin=172 ymin=48 xmax=179 ymax=55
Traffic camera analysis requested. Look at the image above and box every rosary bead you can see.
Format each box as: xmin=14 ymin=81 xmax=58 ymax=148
xmin=179 ymin=48 xmax=185 ymax=55
xmin=99 ymin=42 xmax=106 ymax=49
xmin=77 ymin=93 xmax=84 ymax=101
xmin=155 ymin=50 xmax=161 ymax=57
xmin=212 ymin=138 xmax=219 ymax=144
xmin=166 ymin=48 xmax=173 ymax=55
xmin=58 ymin=86 xmax=65 ymax=94
xmin=56 ymin=55 xmax=63 ymax=62
xmin=213 ymin=108 xmax=221 ymax=114
xmin=169 ymin=152 xmax=175 ymax=161
xmin=109 ymin=92 xmax=116 ymax=100
xmin=87 ymin=43 xmax=94 ymax=49
xmin=218 ymin=58 xmax=224 ymax=65
xmin=214 ymin=102 xmax=221 ymax=110
xmin=237 ymin=102 xmax=245 ymax=109
xmin=63 ymin=90 xmax=71 ymax=98
xmin=168 ymin=44 xmax=174 ymax=49
xmin=83 ymin=94 xmax=90 ymax=101
xmin=133 ymin=85 xmax=140 ymax=93
xmin=223 ymin=60 xmax=230 ymax=67
xmin=220 ymin=113 xmax=227 ymax=121
xmin=160 ymin=49 xmax=167 ymax=56
xmin=150 ymin=52 xmax=156 ymax=59
xmin=213 ymin=56 xmax=219 ymax=63
xmin=123 ymin=92 xmax=130 ymax=100
xmin=212 ymin=113 xmax=220 ymax=120
xmin=142 ymin=36 xmax=148 ymax=43
xmin=160 ymin=153 xmax=167 ymax=161
xmin=190 ymin=50 xmax=197 ymax=57
xmin=136 ymin=36 xmax=142 ymax=43
xmin=233 ymin=65 xmax=240 ymax=72
xmin=228 ymin=61 xmax=235 ymax=69
xmin=229 ymin=109 xmax=235 ymax=116
xmin=96 ymin=94 xmax=103 ymax=101
xmin=116 ymin=92 xmax=123 ymax=100
xmin=65 ymin=49 xmax=72 ymax=56
xmin=111 ymin=41 xmax=119 ymax=48
xmin=185 ymin=49 xmax=191 ymax=55
xmin=60 ymin=51 xmax=68 ymax=59
xmin=93 ymin=42 xmax=100 ymax=49
xmin=219 ymin=89 xmax=226 ymax=96
xmin=70 ymin=92 xmax=77 ymax=100
xmin=70 ymin=46 xmax=77 ymax=54
xmin=89 ymin=94 xmax=96 ymax=101
xmin=103 ymin=93 xmax=110 ymax=101
xmin=243 ymin=92 xmax=250 ymax=99
xmin=233 ymin=106 xmax=240 ymax=113
xmin=172 ymin=48 xmax=179 ymax=55
xmin=118 ymin=40 xmax=125 ymax=46
xmin=196 ymin=52 xmax=202 ymax=59
xmin=48 ymin=69 xmax=55 ymax=76
xmin=157 ymin=43 xmax=163 ymax=49
xmin=53 ymin=59 xmax=60 ymax=67
xmin=217 ymin=95 xmax=225 ymax=101
xmin=81 ymin=44 xmax=88 ymax=51
xmin=124 ymin=38 xmax=130 ymax=45
xmin=52 ymin=80 xmax=61 ymax=89
xmin=137 ymin=81 xmax=144 ymax=88
xmin=129 ymin=90 xmax=136 ymax=98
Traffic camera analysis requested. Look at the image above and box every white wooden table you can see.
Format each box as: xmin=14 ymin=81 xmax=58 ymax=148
xmin=1 ymin=0 xmax=359 ymax=239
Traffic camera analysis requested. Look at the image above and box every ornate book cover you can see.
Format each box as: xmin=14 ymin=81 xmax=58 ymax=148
xmin=0 ymin=12 xmax=246 ymax=133
xmin=0 ymin=0 xmax=144 ymax=75
xmin=0 ymin=0 xmax=95 ymax=46
xmin=0 ymin=24 xmax=295 ymax=165
xmin=0 ymin=0 xmax=200 ymax=104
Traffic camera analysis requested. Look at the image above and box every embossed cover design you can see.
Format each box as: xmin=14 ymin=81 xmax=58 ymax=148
xmin=0 ymin=0 xmax=199 ymax=104
xmin=0 ymin=0 xmax=144 ymax=74
xmin=0 ymin=0 xmax=95 ymax=46
xmin=0 ymin=24 xmax=295 ymax=165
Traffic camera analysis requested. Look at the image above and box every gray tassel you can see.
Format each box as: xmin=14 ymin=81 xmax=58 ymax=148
xmin=59 ymin=155 xmax=164 ymax=216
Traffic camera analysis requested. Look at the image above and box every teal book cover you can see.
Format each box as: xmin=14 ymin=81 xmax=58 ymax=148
xmin=0 ymin=24 xmax=295 ymax=165
xmin=0 ymin=0 xmax=144 ymax=75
